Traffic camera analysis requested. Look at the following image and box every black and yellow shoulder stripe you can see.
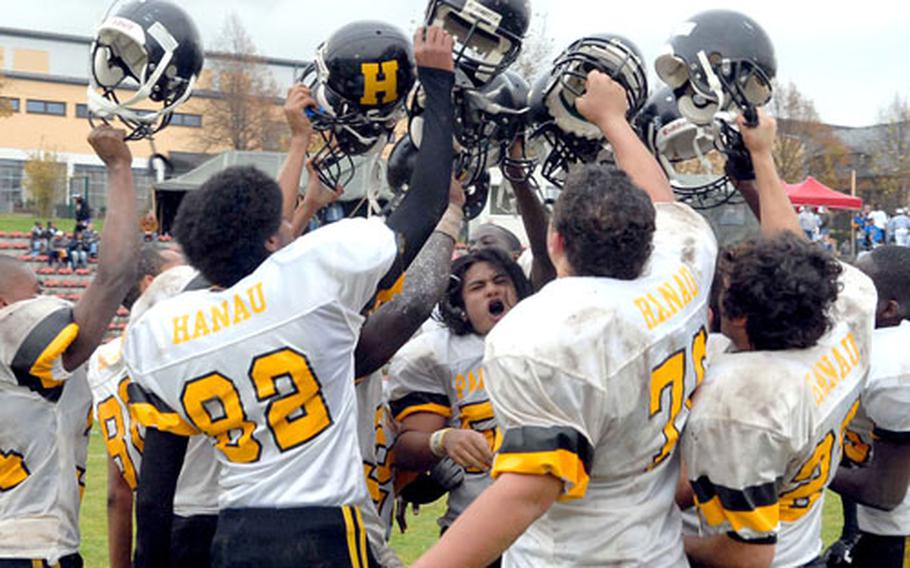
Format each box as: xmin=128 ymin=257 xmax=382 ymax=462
xmin=127 ymin=382 xmax=197 ymax=436
xmin=390 ymin=391 xmax=452 ymax=422
xmin=691 ymin=475 xmax=780 ymax=540
xmin=10 ymin=306 xmax=78 ymax=402
xmin=492 ymin=425 xmax=594 ymax=501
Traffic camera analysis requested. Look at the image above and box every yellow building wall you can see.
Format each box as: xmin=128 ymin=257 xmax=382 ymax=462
xmin=12 ymin=48 xmax=49 ymax=73
xmin=0 ymin=76 xmax=245 ymax=159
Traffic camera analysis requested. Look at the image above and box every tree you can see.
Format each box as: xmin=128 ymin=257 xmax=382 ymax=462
xmin=768 ymin=80 xmax=848 ymax=186
xmin=512 ymin=14 xmax=557 ymax=84
xmin=23 ymin=150 xmax=66 ymax=218
xmin=194 ymin=14 xmax=283 ymax=152
xmin=870 ymin=94 xmax=910 ymax=204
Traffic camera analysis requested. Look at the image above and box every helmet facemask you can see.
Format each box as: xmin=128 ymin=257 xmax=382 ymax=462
xmin=88 ymin=15 xmax=197 ymax=140
xmin=425 ymin=0 xmax=523 ymax=87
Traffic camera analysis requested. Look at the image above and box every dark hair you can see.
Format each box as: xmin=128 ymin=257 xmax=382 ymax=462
xmin=122 ymin=244 xmax=167 ymax=310
xmin=720 ymin=232 xmax=843 ymax=351
xmin=473 ymin=223 xmax=522 ymax=255
xmin=552 ymin=163 xmax=655 ymax=278
xmin=435 ymin=248 xmax=532 ymax=335
xmin=173 ymin=166 xmax=282 ymax=287
xmin=857 ymin=245 xmax=910 ymax=320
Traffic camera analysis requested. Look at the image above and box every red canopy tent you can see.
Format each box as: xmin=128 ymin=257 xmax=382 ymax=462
xmin=784 ymin=176 xmax=863 ymax=210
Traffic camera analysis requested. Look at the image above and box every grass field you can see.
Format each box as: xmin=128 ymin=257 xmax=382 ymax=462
xmin=0 ymin=212 xmax=104 ymax=233
xmin=78 ymin=427 xmax=847 ymax=567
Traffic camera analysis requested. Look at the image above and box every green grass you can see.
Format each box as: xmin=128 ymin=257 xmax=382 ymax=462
xmin=0 ymin=213 xmax=104 ymax=233
xmin=78 ymin=426 xmax=846 ymax=567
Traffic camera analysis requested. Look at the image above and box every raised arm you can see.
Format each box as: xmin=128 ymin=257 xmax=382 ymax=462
xmin=576 ymin=71 xmax=674 ymax=204
xmin=354 ymin=179 xmax=463 ymax=377
xmin=290 ymin=160 xmax=344 ymax=237
xmin=738 ymin=110 xmax=802 ymax=238
xmin=64 ymin=126 xmax=139 ymax=371
xmin=379 ymin=27 xmax=455 ymax=290
xmin=503 ymin=140 xmax=556 ymax=290
xmin=278 ymin=85 xmax=316 ymax=222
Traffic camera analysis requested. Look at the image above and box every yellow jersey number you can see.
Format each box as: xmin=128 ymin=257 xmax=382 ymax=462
xmin=181 ymin=347 xmax=333 ymax=463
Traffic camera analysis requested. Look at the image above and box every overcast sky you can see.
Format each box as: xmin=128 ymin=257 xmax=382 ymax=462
xmin=6 ymin=0 xmax=909 ymax=126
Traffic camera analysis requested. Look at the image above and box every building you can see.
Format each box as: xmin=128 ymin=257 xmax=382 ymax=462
xmin=0 ymin=26 xmax=308 ymax=214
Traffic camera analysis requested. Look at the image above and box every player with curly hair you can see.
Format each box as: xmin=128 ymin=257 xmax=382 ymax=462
xmin=681 ymin=110 xmax=877 ymax=568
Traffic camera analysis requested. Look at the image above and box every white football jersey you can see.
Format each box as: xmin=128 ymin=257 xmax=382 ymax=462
xmin=0 ymin=296 xmax=91 ymax=563
xmin=387 ymin=327 xmax=495 ymax=528
xmin=844 ymin=321 xmax=910 ymax=536
xmin=683 ymin=262 xmax=876 ymax=567
xmin=88 ymin=332 xmax=220 ymax=515
xmin=124 ymin=218 xmax=397 ymax=512
xmin=485 ymin=202 xmax=717 ymax=567
xmin=357 ymin=371 xmax=396 ymax=537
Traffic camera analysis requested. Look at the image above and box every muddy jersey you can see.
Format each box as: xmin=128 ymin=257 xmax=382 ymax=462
xmin=842 ymin=321 xmax=910 ymax=536
xmin=683 ymin=263 xmax=876 ymax=567
xmin=485 ymin=202 xmax=717 ymax=567
xmin=0 ymin=296 xmax=91 ymax=563
xmin=387 ymin=327 xmax=495 ymax=528
xmin=124 ymin=217 xmax=397 ymax=513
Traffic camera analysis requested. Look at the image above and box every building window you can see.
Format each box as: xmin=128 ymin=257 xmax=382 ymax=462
xmin=0 ymin=159 xmax=24 ymax=213
xmin=1 ymin=97 xmax=20 ymax=113
xmin=26 ymin=99 xmax=66 ymax=116
xmin=76 ymin=103 xmax=90 ymax=119
xmin=170 ymin=112 xmax=202 ymax=128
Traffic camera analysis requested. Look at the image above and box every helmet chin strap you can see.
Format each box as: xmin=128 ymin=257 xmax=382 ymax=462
xmin=696 ymin=50 xmax=727 ymax=115
xmin=692 ymin=124 xmax=714 ymax=173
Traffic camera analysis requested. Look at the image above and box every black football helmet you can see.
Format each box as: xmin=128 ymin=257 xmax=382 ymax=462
xmin=301 ymin=21 xmax=416 ymax=189
xmin=424 ymin=0 xmax=531 ymax=87
xmin=385 ymin=133 xmax=490 ymax=220
xmin=527 ymin=34 xmax=648 ymax=187
xmin=88 ymin=0 xmax=204 ymax=140
xmin=655 ymin=10 xmax=776 ymax=127
xmin=634 ymin=86 xmax=744 ymax=209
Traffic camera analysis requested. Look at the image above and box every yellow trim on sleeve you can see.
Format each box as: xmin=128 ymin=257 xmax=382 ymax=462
xmin=131 ymin=402 xmax=198 ymax=436
xmin=30 ymin=322 xmax=79 ymax=389
xmin=696 ymin=495 xmax=780 ymax=534
xmin=341 ymin=505 xmax=361 ymax=568
xmin=492 ymin=449 xmax=590 ymax=501
xmin=394 ymin=403 xmax=453 ymax=422
xmin=371 ymin=273 xmax=406 ymax=313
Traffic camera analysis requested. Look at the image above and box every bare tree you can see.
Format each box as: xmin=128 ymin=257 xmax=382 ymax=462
xmin=512 ymin=14 xmax=557 ymax=84
xmin=768 ymin=80 xmax=847 ymax=186
xmin=194 ymin=14 xmax=283 ymax=151
xmin=870 ymin=94 xmax=910 ymax=204
xmin=24 ymin=150 xmax=66 ymax=218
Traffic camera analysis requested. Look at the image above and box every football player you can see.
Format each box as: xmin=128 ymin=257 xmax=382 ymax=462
xmin=413 ymin=69 xmax=717 ymax=568
xmin=88 ymin=246 xmax=222 ymax=568
xmin=125 ymin=27 xmax=456 ymax=568
xmin=387 ymin=246 xmax=533 ymax=549
xmin=279 ymin=67 xmax=468 ymax=561
xmin=826 ymin=245 xmax=910 ymax=567
xmin=681 ymin=110 xmax=876 ymax=568
xmin=0 ymin=126 xmax=138 ymax=567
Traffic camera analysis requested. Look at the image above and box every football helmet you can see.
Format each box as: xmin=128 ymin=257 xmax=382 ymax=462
xmin=88 ymin=0 xmax=204 ymax=140
xmin=634 ymin=86 xmax=744 ymax=209
xmin=527 ymin=34 xmax=648 ymax=187
xmin=301 ymin=20 xmax=416 ymax=189
xmin=385 ymin=134 xmax=490 ymax=220
xmin=424 ymin=0 xmax=531 ymax=87
xmin=655 ymin=10 xmax=776 ymax=126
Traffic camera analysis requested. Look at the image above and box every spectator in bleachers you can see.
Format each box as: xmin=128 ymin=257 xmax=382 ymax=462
xmin=83 ymin=224 xmax=99 ymax=258
xmin=30 ymin=221 xmax=45 ymax=255
xmin=47 ymin=230 xmax=69 ymax=267
xmin=68 ymin=230 xmax=89 ymax=269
